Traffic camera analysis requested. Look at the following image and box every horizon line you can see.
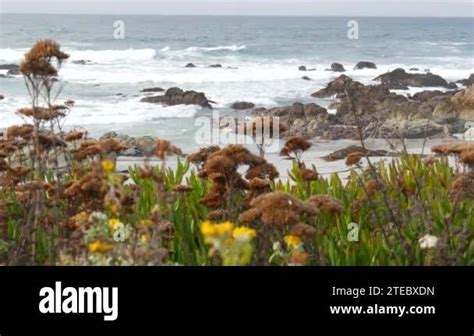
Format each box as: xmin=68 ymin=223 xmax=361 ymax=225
xmin=0 ymin=12 xmax=473 ymax=18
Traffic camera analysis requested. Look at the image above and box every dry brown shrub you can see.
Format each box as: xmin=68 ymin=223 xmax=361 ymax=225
xmin=17 ymin=105 xmax=67 ymax=121
xmin=206 ymin=210 xmax=225 ymax=221
xmin=345 ymin=152 xmax=363 ymax=166
xmin=300 ymin=167 xmax=318 ymax=181
xmin=187 ymin=146 xmax=220 ymax=167
xmin=448 ymin=173 xmax=474 ymax=202
xmin=460 ymin=149 xmax=474 ymax=166
xmin=156 ymin=139 xmax=182 ymax=159
xmin=64 ymin=131 xmax=84 ymax=142
xmin=280 ymin=136 xmax=311 ymax=157
xmin=290 ymin=223 xmax=317 ymax=239
xmin=173 ymin=184 xmax=193 ymax=193
xmin=307 ymin=194 xmax=344 ymax=215
xmin=199 ymin=191 xmax=225 ymax=209
xmin=249 ymin=177 xmax=270 ymax=190
xmin=99 ymin=138 xmax=127 ymax=154
xmin=431 ymin=143 xmax=471 ymax=155
xmin=20 ymin=39 xmax=69 ymax=77
xmin=7 ymin=124 xmax=34 ymax=139
xmin=239 ymin=191 xmax=319 ymax=226
xmin=245 ymin=162 xmax=279 ymax=180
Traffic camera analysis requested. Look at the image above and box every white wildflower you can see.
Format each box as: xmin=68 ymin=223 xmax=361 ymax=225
xmin=89 ymin=211 xmax=107 ymax=223
xmin=419 ymin=234 xmax=439 ymax=249
xmin=272 ymin=241 xmax=282 ymax=251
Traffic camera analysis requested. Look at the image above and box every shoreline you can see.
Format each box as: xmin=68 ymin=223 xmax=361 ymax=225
xmin=116 ymin=137 xmax=463 ymax=179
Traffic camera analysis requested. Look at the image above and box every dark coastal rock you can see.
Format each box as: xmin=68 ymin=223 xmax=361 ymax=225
xmin=231 ymin=101 xmax=255 ymax=110
xmin=71 ymin=60 xmax=91 ymax=65
xmin=409 ymin=68 xmax=419 ymax=71
xmin=374 ymin=68 xmax=450 ymax=89
xmin=303 ymin=103 xmax=328 ymax=119
xmin=140 ymin=87 xmax=165 ymax=93
xmin=354 ymin=61 xmax=377 ymax=70
xmin=387 ymin=83 xmax=410 ymax=90
xmin=0 ymin=95 xmax=4 ymax=100
xmin=451 ymin=86 xmax=474 ymax=120
xmin=315 ymin=126 xmax=360 ymax=141
xmin=312 ymin=75 xmax=390 ymax=104
xmin=302 ymin=76 xmax=311 ymax=80
xmin=209 ymin=64 xmax=222 ymax=68
xmin=456 ymin=74 xmax=474 ymax=87
xmin=298 ymin=65 xmax=316 ymax=71
xmin=251 ymin=102 xmax=329 ymax=138
xmin=373 ymin=119 xmax=447 ymax=139
xmin=100 ymin=132 xmax=184 ymax=157
xmin=329 ymin=63 xmax=346 ymax=72
xmin=100 ymin=132 xmax=157 ymax=157
xmin=253 ymin=76 xmax=468 ymax=139
xmin=309 ymin=74 xmax=472 ymax=139
xmin=411 ymin=90 xmax=452 ymax=102
xmin=141 ymin=96 xmax=165 ymax=104
xmin=322 ymin=145 xmax=388 ymax=161
xmin=140 ymin=87 xmax=212 ymax=108
xmin=185 ymin=63 xmax=196 ymax=68
xmin=0 ymin=64 xmax=20 ymax=75
xmin=121 ymin=147 xmax=141 ymax=156
xmin=0 ymin=64 xmax=18 ymax=71
xmin=290 ymin=103 xmax=305 ymax=118
xmin=298 ymin=66 xmax=315 ymax=72
xmin=311 ymin=75 xmax=363 ymax=98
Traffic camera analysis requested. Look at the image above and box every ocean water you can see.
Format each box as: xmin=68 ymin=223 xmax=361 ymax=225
xmin=0 ymin=14 xmax=473 ymax=150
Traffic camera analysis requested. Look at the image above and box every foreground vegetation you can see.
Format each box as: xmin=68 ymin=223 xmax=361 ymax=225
xmin=0 ymin=40 xmax=473 ymax=266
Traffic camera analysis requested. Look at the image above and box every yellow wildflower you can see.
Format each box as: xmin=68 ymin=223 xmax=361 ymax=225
xmin=88 ymin=240 xmax=113 ymax=254
xmin=201 ymin=220 xmax=235 ymax=240
xmin=215 ymin=221 xmax=234 ymax=236
xmin=140 ymin=234 xmax=150 ymax=243
xmin=108 ymin=218 xmax=122 ymax=231
xmin=101 ymin=159 xmax=115 ymax=173
xmin=200 ymin=220 xmax=217 ymax=237
xmin=284 ymin=235 xmax=302 ymax=249
xmin=233 ymin=226 xmax=257 ymax=241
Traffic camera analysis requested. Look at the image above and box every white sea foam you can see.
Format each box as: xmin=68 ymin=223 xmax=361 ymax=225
xmin=419 ymin=41 xmax=473 ymax=46
xmin=64 ymin=41 xmax=95 ymax=48
xmin=157 ymin=45 xmax=247 ymax=60
xmin=0 ymin=47 xmax=157 ymax=64
xmin=391 ymin=86 xmax=453 ymax=98
xmin=0 ymin=48 xmax=27 ymax=62
xmin=59 ymin=59 xmax=317 ymax=84
xmin=2 ymin=45 xmax=471 ymax=86
xmin=68 ymin=99 xmax=198 ymax=125
xmin=0 ymin=96 xmax=199 ymax=128
xmin=68 ymin=48 xmax=157 ymax=63
xmin=2 ymin=44 xmax=473 ymax=131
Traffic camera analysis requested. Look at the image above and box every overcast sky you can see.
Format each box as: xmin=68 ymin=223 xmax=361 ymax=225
xmin=0 ymin=0 xmax=473 ymax=17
